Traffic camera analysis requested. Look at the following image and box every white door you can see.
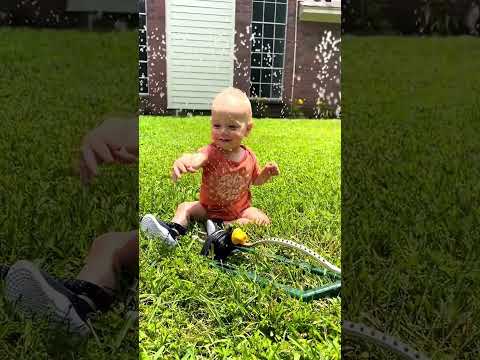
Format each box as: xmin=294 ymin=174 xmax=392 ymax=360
xmin=166 ymin=0 xmax=236 ymax=110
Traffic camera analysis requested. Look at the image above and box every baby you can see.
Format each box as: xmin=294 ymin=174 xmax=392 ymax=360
xmin=141 ymin=87 xmax=279 ymax=245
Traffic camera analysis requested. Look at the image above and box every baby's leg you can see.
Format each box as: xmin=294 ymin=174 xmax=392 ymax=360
xmin=226 ymin=207 xmax=271 ymax=226
xmin=171 ymin=201 xmax=207 ymax=228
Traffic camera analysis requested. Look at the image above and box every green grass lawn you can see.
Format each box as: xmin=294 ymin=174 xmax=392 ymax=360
xmin=139 ymin=117 xmax=341 ymax=359
xmin=342 ymin=36 xmax=480 ymax=358
xmin=0 ymin=28 xmax=138 ymax=359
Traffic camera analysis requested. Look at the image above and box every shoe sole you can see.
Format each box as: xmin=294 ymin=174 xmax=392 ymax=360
xmin=140 ymin=214 xmax=177 ymax=246
xmin=5 ymin=260 xmax=89 ymax=336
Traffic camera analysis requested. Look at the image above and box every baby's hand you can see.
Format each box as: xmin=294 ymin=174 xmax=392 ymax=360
xmin=264 ymin=162 xmax=280 ymax=177
xmin=171 ymin=152 xmax=208 ymax=182
xmin=172 ymin=157 xmax=195 ymax=182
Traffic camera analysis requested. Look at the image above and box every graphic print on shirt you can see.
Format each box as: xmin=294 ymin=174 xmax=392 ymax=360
xmin=206 ymin=166 xmax=250 ymax=205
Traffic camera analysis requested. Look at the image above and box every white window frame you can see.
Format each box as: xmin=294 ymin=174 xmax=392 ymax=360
xmin=139 ymin=0 xmax=149 ymax=96
xmin=249 ymin=0 xmax=288 ymax=101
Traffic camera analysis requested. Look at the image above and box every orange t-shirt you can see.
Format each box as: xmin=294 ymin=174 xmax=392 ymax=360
xmin=199 ymin=144 xmax=260 ymax=221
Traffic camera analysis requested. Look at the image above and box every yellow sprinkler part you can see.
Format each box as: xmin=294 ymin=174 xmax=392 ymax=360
xmin=231 ymin=228 xmax=249 ymax=245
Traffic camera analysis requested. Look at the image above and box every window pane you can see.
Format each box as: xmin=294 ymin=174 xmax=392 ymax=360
xmin=139 ymin=14 xmax=146 ymax=30
xmin=252 ymin=22 xmax=262 ymax=37
xmin=263 ymin=38 xmax=273 ymax=53
xmin=263 ymin=23 xmax=274 ymax=38
xmin=251 ymin=53 xmax=261 ymax=66
xmin=252 ymin=2 xmax=263 ymax=22
xmin=260 ymin=84 xmax=271 ymax=98
xmin=273 ymin=54 xmax=283 ymax=68
xmin=262 ymin=69 xmax=272 ymax=82
xmin=252 ymin=39 xmax=262 ymax=52
xmin=264 ymin=3 xmax=275 ymax=22
xmin=275 ymin=4 xmax=286 ymax=23
xmin=262 ymin=53 xmax=273 ymax=67
xmin=139 ymin=29 xmax=147 ymax=46
xmin=249 ymin=0 xmax=287 ymax=99
xmin=139 ymin=62 xmax=148 ymax=78
xmin=274 ymin=39 xmax=284 ymax=53
xmin=139 ymin=78 xmax=148 ymax=94
xmin=138 ymin=0 xmax=145 ymax=13
xmin=250 ymin=83 xmax=260 ymax=97
xmin=139 ymin=46 xmax=147 ymax=61
xmin=272 ymin=69 xmax=283 ymax=82
xmin=275 ymin=24 xmax=285 ymax=38
xmin=272 ymin=83 xmax=282 ymax=98
xmin=251 ymin=68 xmax=261 ymax=82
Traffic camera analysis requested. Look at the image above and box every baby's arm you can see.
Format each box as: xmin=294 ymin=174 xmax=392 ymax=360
xmin=253 ymin=161 xmax=280 ymax=186
xmin=171 ymin=152 xmax=208 ymax=182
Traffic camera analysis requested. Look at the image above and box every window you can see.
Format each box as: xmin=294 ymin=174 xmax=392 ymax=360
xmin=139 ymin=0 xmax=148 ymax=95
xmin=250 ymin=0 xmax=287 ymax=99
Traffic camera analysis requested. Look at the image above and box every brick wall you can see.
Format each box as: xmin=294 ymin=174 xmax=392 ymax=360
xmin=233 ymin=0 xmax=252 ymax=94
xmin=293 ymin=21 xmax=341 ymax=117
xmin=141 ymin=0 xmax=167 ymax=115
xmin=283 ymin=0 xmax=341 ymax=118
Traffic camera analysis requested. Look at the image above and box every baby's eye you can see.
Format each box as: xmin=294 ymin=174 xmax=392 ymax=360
xmin=213 ymin=124 xmax=221 ymax=129
xmin=228 ymin=125 xmax=238 ymax=130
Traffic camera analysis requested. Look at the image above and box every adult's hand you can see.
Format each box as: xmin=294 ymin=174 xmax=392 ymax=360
xmin=79 ymin=115 xmax=138 ymax=184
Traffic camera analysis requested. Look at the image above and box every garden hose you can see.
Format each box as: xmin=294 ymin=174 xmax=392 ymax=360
xmin=343 ymin=320 xmax=429 ymax=360
xmin=243 ymin=237 xmax=341 ymax=275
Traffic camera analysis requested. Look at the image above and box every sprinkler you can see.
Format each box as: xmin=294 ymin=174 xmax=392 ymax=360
xmin=199 ymin=219 xmax=341 ymax=300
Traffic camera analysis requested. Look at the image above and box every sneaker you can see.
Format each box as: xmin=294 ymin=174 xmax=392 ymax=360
xmin=5 ymin=260 xmax=94 ymax=336
xmin=140 ymin=214 xmax=178 ymax=246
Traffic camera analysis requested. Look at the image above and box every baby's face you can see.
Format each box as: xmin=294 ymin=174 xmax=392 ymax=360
xmin=210 ymin=110 xmax=251 ymax=152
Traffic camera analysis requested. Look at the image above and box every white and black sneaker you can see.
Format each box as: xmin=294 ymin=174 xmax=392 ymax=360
xmin=140 ymin=214 xmax=185 ymax=246
xmin=5 ymin=260 xmax=96 ymax=336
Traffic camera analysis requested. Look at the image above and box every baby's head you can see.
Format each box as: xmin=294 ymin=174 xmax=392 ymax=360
xmin=210 ymin=87 xmax=253 ymax=152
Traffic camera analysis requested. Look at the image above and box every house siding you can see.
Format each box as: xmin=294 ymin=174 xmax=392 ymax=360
xmin=165 ymin=0 xmax=236 ymax=110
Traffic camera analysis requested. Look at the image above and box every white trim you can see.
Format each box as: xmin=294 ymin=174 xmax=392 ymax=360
xmin=252 ymin=20 xmax=288 ymax=25
xmin=165 ymin=0 xmax=170 ymax=102
xmin=290 ymin=0 xmax=299 ymax=104
xmin=300 ymin=0 xmax=341 ymax=8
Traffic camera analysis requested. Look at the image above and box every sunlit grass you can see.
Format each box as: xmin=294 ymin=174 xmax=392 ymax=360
xmin=140 ymin=117 xmax=341 ymax=359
